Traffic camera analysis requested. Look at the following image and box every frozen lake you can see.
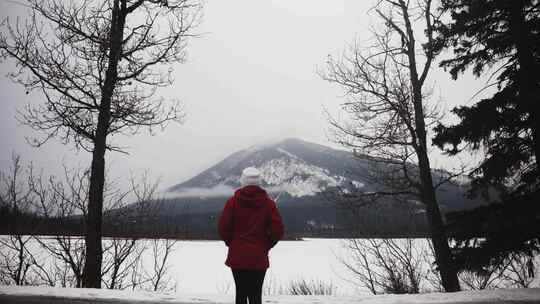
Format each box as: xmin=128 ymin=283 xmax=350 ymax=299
xmin=173 ymin=238 xmax=359 ymax=295
xmin=0 ymin=236 xmax=382 ymax=295
xmin=3 ymin=236 xmax=537 ymax=295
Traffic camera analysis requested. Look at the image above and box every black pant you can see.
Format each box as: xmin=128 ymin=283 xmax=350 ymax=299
xmin=231 ymin=269 xmax=266 ymax=304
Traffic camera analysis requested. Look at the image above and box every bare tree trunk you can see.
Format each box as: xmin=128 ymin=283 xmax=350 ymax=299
xmin=420 ymin=165 xmax=460 ymax=291
xmin=83 ymin=0 xmax=126 ymax=288
xmin=400 ymin=0 xmax=460 ymax=291
xmin=84 ymin=133 xmax=106 ymax=287
xmin=412 ymin=84 xmax=459 ymax=291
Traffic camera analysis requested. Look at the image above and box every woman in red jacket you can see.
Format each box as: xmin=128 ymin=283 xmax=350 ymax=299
xmin=218 ymin=167 xmax=284 ymax=304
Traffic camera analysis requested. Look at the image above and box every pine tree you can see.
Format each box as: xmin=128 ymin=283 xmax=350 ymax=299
xmin=432 ymin=0 xmax=540 ymax=274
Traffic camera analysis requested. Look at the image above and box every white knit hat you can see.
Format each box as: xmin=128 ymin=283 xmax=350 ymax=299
xmin=240 ymin=167 xmax=261 ymax=186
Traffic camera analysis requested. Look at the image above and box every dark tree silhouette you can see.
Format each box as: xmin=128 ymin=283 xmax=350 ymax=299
xmin=0 ymin=0 xmax=200 ymax=287
xmin=433 ymin=0 xmax=539 ymax=192
xmin=321 ymin=0 xmax=460 ymax=292
xmin=432 ymin=0 xmax=540 ymax=274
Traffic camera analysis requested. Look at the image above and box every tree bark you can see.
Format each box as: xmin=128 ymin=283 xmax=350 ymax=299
xmin=82 ymin=0 xmax=126 ymax=288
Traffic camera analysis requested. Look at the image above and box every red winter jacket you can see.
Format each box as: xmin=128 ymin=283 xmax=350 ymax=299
xmin=218 ymin=185 xmax=284 ymax=270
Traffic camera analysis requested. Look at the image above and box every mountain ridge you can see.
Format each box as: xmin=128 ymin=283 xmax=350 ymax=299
xmin=123 ymin=138 xmax=488 ymax=238
xmin=167 ymin=138 xmax=371 ymax=198
xmin=166 ymin=137 xmax=484 ymax=211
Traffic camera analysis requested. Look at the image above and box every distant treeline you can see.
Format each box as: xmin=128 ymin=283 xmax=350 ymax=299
xmin=1 ymin=198 xmax=482 ymax=239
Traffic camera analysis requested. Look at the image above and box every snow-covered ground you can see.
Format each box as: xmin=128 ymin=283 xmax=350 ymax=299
xmin=1 ymin=285 xmax=540 ymax=304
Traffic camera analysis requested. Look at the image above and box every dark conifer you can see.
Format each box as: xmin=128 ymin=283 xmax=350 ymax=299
xmin=433 ymin=0 xmax=540 ymax=274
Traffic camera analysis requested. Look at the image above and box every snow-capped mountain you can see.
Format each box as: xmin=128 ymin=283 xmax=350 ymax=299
xmin=168 ymin=138 xmax=370 ymax=198
xmin=167 ymin=138 xmax=485 ymax=211
xmin=147 ymin=138 xmax=488 ymax=238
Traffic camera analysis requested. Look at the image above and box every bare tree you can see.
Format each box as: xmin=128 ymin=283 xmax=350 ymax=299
xmin=147 ymin=238 xmax=177 ymax=292
xmin=29 ymin=165 xmax=91 ymax=287
xmin=27 ymin=164 xmax=136 ymax=289
xmin=458 ymin=269 xmax=503 ymax=290
xmin=321 ymin=0 xmax=460 ymax=291
xmin=0 ymin=155 xmax=38 ymax=286
xmin=29 ymin=166 xmax=165 ymax=289
xmin=0 ymin=223 xmax=34 ymax=286
xmin=124 ymin=238 xmax=177 ymax=292
xmin=121 ymin=176 xmax=179 ymax=293
xmin=501 ymin=252 xmax=538 ymax=288
xmin=0 ymin=154 xmax=179 ymax=291
xmin=101 ymin=174 xmax=167 ymax=291
xmin=0 ymin=0 xmax=199 ymax=287
xmin=101 ymin=237 xmax=143 ymax=289
xmin=0 ymin=155 xmax=75 ymax=287
xmin=340 ymin=238 xmax=433 ymax=294
xmin=0 ymin=155 xmax=82 ymax=287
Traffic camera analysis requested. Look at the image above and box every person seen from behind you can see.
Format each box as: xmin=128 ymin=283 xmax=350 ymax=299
xmin=218 ymin=167 xmax=284 ymax=304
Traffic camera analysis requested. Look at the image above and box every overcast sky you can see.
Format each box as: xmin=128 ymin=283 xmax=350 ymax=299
xmin=0 ymin=0 xmax=489 ymax=191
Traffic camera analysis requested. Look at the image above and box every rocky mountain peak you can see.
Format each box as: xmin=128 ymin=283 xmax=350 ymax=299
xmin=167 ymin=138 xmax=366 ymax=197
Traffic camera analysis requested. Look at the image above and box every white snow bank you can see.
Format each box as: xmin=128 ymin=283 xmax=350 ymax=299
xmin=1 ymin=286 xmax=540 ymax=304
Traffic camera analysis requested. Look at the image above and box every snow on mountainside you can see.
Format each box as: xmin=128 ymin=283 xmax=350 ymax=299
xmin=168 ymin=138 xmax=367 ymax=197
xmin=155 ymin=138 xmax=488 ymax=237
xmin=166 ymin=138 xmax=486 ymax=212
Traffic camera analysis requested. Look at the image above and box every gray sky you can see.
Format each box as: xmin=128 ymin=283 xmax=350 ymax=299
xmin=0 ymin=0 xmax=488 ymax=191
